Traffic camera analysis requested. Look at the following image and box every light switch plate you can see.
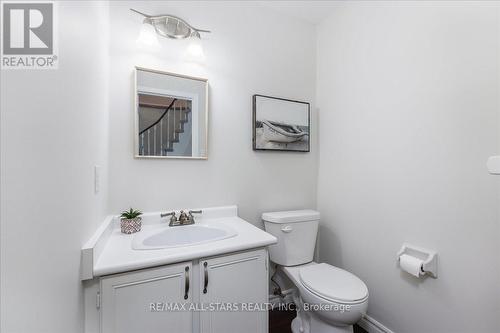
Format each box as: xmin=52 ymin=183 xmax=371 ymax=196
xmin=487 ymin=156 xmax=500 ymax=175
xmin=94 ymin=165 xmax=101 ymax=193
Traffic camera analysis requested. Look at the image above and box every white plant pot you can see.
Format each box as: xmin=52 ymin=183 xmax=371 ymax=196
xmin=120 ymin=217 xmax=142 ymax=234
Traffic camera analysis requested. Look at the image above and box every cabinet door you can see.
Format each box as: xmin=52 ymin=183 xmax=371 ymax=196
xmin=199 ymin=249 xmax=268 ymax=333
xmin=100 ymin=262 xmax=193 ymax=333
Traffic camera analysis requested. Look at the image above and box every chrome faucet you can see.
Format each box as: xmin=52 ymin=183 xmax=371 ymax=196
xmin=160 ymin=209 xmax=203 ymax=227
xmin=178 ymin=210 xmax=190 ymax=224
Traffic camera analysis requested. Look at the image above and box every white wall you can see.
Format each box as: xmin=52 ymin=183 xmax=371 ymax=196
xmin=4 ymin=2 xmax=499 ymax=333
xmin=0 ymin=2 xmax=109 ymax=332
xmin=1 ymin=2 xmax=317 ymax=332
xmin=316 ymin=2 xmax=500 ymax=332
xmin=107 ymin=1 xmax=318 ymax=225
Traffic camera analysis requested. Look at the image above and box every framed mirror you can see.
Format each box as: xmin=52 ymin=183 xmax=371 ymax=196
xmin=135 ymin=67 xmax=208 ymax=159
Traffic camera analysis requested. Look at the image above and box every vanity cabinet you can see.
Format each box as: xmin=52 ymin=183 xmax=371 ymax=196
xmin=97 ymin=248 xmax=268 ymax=333
xmin=100 ymin=261 xmax=193 ymax=333
xmin=199 ymin=250 xmax=268 ymax=333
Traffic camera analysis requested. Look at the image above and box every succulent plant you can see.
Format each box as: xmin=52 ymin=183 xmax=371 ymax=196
xmin=120 ymin=208 xmax=143 ymax=220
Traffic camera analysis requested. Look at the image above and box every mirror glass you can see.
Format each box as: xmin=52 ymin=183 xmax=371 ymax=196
xmin=135 ymin=67 xmax=208 ymax=159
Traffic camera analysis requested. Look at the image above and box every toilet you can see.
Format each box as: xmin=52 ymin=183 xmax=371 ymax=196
xmin=263 ymin=210 xmax=369 ymax=333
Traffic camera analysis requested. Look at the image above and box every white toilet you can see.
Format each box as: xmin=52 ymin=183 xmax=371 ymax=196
xmin=263 ymin=210 xmax=369 ymax=333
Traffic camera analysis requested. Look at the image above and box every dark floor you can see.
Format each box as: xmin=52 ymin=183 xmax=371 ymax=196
xmin=269 ymin=309 xmax=367 ymax=333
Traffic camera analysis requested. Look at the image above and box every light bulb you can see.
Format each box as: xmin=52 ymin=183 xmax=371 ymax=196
xmin=185 ymin=38 xmax=205 ymax=63
xmin=136 ymin=23 xmax=160 ymax=49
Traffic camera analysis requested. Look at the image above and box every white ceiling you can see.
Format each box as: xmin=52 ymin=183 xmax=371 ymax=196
xmin=256 ymin=1 xmax=339 ymax=24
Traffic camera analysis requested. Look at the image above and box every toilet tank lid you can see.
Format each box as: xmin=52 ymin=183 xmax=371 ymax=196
xmin=262 ymin=210 xmax=320 ymax=223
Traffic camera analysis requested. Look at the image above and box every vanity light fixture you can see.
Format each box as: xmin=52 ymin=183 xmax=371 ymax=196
xmin=131 ymin=9 xmax=211 ymax=40
xmin=136 ymin=23 xmax=160 ymax=48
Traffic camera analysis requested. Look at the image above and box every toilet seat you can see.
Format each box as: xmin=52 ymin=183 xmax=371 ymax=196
xmin=281 ymin=262 xmax=369 ymax=331
xmin=299 ymin=263 xmax=368 ymax=304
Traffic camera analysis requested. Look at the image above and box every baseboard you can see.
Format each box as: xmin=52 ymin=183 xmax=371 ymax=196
xmin=358 ymin=314 xmax=395 ymax=333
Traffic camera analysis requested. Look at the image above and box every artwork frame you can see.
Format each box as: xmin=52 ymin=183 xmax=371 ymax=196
xmin=134 ymin=66 xmax=209 ymax=160
xmin=252 ymin=94 xmax=310 ymax=152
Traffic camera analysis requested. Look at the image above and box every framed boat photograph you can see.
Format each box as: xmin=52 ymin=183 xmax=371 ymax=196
xmin=253 ymin=94 xmax=310 ymax=152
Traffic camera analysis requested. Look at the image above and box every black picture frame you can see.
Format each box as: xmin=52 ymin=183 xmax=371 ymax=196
xmin=252 ymin=94 xmax=310 ymax=152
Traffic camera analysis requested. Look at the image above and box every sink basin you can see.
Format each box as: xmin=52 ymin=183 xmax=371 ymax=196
xmin=132 ymin=224 xmax=238 ymax=250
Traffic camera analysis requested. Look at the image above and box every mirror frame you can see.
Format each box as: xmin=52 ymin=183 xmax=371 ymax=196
xmin=134 ymin=66 xmax=209 ymax=160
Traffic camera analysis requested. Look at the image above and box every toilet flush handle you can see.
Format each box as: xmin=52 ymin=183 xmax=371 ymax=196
xmin=281 ymin=225 xmax=293 ymax=233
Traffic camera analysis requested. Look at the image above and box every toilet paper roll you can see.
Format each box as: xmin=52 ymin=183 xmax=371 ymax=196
xmin=399 ymin=254 xmax=424 ymax=277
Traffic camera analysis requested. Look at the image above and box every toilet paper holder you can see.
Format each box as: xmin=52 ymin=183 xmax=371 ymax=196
xmin=397 ymin=243 xmax=438 ymax=278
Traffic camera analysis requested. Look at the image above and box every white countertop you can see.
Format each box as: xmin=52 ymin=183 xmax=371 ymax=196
xmin=83 ymin=206 xmax=277 ymax=278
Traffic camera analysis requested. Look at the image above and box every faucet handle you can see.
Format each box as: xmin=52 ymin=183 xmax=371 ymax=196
xmin=161 ymin=211 xmax=175 ymax=218
xmin=188 ymin=210 xmax=202 ymax=223
xmin=161 ymin=211 xmax=177 ymax=224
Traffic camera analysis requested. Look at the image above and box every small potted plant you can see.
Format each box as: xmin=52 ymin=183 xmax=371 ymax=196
xmin=120 ymin=208 xmax=143 ymax=234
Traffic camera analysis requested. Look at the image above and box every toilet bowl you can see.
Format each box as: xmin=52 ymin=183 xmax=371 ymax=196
xmin=283 ymin=263 xmax=368 ymax=333
xmin=262 ymin=210 xmax=369 ymax=333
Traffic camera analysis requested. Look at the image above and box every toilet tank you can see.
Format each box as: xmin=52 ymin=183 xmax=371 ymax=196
xmin=262 ymin=210 xmax=320 ymax=266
